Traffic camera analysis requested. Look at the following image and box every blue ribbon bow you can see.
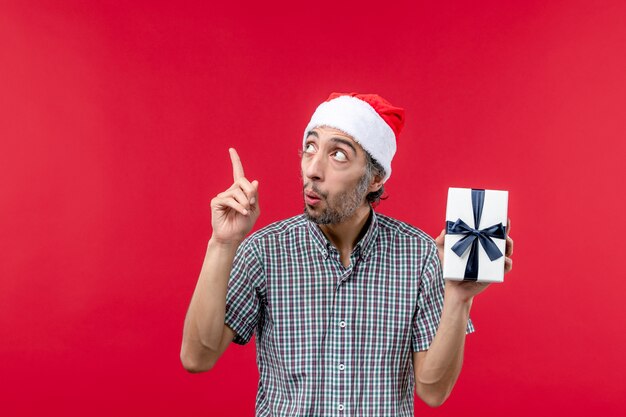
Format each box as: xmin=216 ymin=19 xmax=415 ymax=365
xmin=446 ymin=189 xmax=506 ymax=280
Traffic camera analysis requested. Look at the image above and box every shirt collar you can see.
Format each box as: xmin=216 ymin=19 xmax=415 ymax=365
xmin=306 ymin=208 xmax=379 ymax=261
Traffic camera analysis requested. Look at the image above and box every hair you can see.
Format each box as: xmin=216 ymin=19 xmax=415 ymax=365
xmin=364 ymin=152 xmax=387 ymax=206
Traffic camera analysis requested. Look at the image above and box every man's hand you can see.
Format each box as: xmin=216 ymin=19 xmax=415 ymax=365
xmin=210 ymin=148 xmax=260 ymax=245
xmin=434 ymin=219 xmax=514 ymax=302
xmin=181 ymin=148 xmax=256 ymax=372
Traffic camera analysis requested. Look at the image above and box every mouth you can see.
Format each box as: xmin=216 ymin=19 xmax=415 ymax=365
xmin=304 ymin=189 xmax=322 ymax=206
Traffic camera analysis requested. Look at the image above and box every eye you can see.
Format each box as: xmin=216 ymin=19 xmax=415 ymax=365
xmin=333 ymin=150 xmax=348 ymax=162
xmin=304 ymin=143 xmax=316 ymax=154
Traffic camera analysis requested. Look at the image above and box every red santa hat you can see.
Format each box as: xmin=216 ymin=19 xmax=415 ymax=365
xmin=303 ymin=92 xmax=405 ymax=182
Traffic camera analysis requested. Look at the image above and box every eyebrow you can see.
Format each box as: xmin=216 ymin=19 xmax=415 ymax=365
xmin=330 ymin=137 xmax=357 ymax=155
xmin=305 ymin=130 xmax=358 ymax=156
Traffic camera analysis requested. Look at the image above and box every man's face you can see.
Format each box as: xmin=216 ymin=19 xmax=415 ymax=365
xmin=301 ymin=126 xmax=373 ymax=225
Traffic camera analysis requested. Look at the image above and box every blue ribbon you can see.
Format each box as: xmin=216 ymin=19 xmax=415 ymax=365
xmin=446 ymin=189 xmax=506 ymax=280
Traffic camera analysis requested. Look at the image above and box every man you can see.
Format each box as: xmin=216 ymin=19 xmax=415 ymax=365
xmin=180 ymin=93 xmax=514 ymax=416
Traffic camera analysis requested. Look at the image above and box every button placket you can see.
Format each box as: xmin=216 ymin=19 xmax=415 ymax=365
xmin=332 ymin=278 xmax=348 ymax=415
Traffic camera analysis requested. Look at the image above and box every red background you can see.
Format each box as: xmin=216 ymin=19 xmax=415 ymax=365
xmin=2 ymin=1 xmax=625 ymax=416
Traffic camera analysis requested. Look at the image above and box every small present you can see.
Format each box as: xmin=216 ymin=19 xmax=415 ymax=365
xmin=443 ymin=188 xmax=508 ymax=283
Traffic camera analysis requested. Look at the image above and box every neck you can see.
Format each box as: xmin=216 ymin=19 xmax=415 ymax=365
xmin=318 ymin=203 xmax=372 ymax=255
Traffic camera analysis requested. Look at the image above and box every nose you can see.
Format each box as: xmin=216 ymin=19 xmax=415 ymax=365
xmin=303 ymin=152 xmax=325 ymax=182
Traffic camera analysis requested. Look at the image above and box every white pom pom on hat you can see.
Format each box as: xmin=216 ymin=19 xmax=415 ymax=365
xmin=303 ymin=92 xmax=405 ymax=182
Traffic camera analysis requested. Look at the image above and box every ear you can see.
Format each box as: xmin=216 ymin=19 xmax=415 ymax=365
xmin=368 ymin=172 xmax=385 ymax=194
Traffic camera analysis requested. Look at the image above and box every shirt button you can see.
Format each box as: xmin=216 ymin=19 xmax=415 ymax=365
xmin=339 ymin=321 xmax=346 ymax=328
xmin=338 ymin=364 xmax=345 ymax=371
xmin=338 ymin=404 xmax=345 ymax=411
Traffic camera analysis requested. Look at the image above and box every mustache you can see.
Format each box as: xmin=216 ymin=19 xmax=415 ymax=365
xmin=303 ymin=183 xmax=328 ymax=199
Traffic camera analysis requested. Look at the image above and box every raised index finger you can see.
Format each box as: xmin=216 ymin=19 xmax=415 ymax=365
xmin=229 ymin=148 xmax=245 ymax=181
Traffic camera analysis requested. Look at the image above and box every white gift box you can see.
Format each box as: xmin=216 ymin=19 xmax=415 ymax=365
xmin=443 ymin=188 xmax=508 ymax=283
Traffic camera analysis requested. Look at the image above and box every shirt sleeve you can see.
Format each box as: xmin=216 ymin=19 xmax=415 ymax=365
xmin=224 ymin=238 xmax=265 ymax=345
xmin=411 ymin=244 xmax=475 ymax=352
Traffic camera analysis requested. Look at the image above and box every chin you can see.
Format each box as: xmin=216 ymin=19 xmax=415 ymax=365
xmin=303 ymin=206 xmax=325 ymax=224
xmin=303 ymin=205 xmax=317 ymax=216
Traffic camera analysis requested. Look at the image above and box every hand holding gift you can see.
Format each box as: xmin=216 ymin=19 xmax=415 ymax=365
xmin=434 ymin=187 xmax=514 ymax=301
xmin=434 ymin=219 xmax=513 ymax=298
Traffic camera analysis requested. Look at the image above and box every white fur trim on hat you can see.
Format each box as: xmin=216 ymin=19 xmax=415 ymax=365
xmin=303 ymin=95 xmax=396 ymax=182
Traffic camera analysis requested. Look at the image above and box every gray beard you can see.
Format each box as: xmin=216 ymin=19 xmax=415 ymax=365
xmin=304 ymin=173 xmax=370 ymax=225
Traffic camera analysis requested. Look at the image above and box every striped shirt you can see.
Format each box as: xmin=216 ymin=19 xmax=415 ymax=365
xmin=225 ymin=209 xmax=474 ymax=416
